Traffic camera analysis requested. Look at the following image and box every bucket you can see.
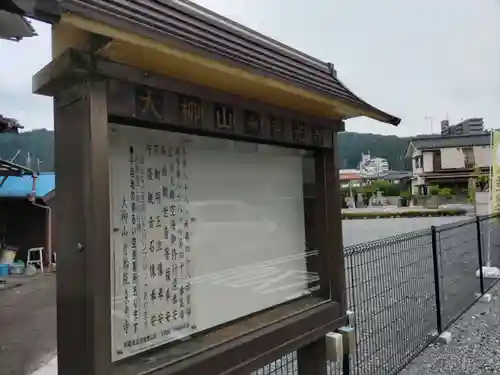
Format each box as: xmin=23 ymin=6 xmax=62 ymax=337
xmin=10 ymin=262 xmax=25 ymax=275
xmin=0 ymin=264 xmax=8 ymax=277
xmin=0 ymin=249 xmax=17 ymax=265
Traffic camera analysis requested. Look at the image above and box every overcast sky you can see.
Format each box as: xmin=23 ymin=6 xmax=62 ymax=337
xmin=0 ymin=0 xmax=499 ymax=136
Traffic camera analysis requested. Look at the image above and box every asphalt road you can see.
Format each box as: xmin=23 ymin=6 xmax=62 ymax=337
xmin=0 ymin=274 xmax=57 ymax=375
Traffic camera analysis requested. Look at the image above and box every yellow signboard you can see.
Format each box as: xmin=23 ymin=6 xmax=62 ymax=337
xmin=491 ymin=131 xmax=500 ymax=214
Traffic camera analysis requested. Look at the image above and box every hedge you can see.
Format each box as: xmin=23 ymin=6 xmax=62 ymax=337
xmin=342 ymin=209 xmax=467 ymax=220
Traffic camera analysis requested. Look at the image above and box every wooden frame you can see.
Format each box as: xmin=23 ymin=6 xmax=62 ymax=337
xmin=40 ymin=48 xmax=347 ymax=375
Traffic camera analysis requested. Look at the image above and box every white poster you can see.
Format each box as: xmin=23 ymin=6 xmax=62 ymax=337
xmin=109 ymin=124 xmax=313 ymax=361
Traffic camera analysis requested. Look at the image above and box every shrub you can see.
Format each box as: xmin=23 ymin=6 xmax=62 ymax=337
xmin=429 ymin=185 xmax=440 ymax=196
xmin=342 ymin=208 xmax=467 ymax=220
xmin=437 ymin=187 xmax=453 ymax=199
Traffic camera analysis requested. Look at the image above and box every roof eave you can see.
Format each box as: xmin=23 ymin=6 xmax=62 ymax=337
xmin=0 ymin=115 xmax=24 ymax=133
xmin=0 ymin=158 xmax=35 ymax=177
xmin=0 ymin=10 xmax=37 ymax=41
xmin=53 ymin=0 xmax=400 ymax=124
xmin=42 ymin=189 xmax=55 ymax=203
xmin=404 ymin=142 xmax=415 ymax=158
xmin=331 ymin=75 xmax=400 ymax=126
xmin=359 ymin=106 xmax=401 ymax=126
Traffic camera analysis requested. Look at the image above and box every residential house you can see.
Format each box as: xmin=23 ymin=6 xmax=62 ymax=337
xmin=406 ymin=132 xmax=490 ymax=195
xmin=0 ymin=172 xmax=55 ymax=265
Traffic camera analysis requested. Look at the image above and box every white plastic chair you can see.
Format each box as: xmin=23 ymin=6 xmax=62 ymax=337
xmin=27 ymin=247 xmax=45 ymax=273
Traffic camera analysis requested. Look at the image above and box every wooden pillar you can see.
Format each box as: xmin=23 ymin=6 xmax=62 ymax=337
xmin=297 ymin=131 xmax=345 ymax=375
xmin=326 ymin=132 xmax=347 ymax=314
xmin=54 ymin=78 xmax=111 ymax=375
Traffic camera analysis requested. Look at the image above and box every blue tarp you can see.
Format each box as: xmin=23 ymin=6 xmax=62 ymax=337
xmin=0 ymin=172 xmax=55 ymax=198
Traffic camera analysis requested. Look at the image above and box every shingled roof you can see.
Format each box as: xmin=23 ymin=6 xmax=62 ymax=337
xmin=62 ymin=0 xmax=400 ymax=124
xmin=0 ymin=115 xmax=23 ymax=133
xmin=4 ymin=0 xmax=400 ymax=126
xmin=406 ymin=132 xmax=491 ymax=157
xmin=0 ymin=8 xmax=36 ymax=41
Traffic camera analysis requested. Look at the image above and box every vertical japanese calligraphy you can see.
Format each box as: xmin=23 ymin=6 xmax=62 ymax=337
xmin=110 ymin=126 xmax=194 ymax=361
xmin=110 ymin=123 xmax=317 ymax=363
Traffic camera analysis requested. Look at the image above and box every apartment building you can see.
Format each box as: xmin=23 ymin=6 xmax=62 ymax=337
xmin=406 ymin=132 xmax=490 ymax=195
xmin=441 ymin=118 xmax=485 ymax=136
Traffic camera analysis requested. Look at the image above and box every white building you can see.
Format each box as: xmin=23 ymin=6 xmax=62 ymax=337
xmin=405 ymin=133 xmax=491 ymax=195
xmin=358 ymin=152 xmax=390 ymax=178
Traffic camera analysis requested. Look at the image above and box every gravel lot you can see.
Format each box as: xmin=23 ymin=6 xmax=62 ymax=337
xmin=340 ymin=215 xmax=500 ymax=375
xmin=401 ymin=282 xmax=500 ymax=375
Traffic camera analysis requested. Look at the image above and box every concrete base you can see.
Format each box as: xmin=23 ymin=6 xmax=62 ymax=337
xmin=436 ymin=331 xmax=452 ymax=345
xmin=476 ymin=266 xmax=500 ymax=279
xmin=31 ymin=357 xmax=57 ymax=375
xmin=480 ymin=293 xmax=492 ymax=303
xmin=346 ymin=309 xmax=355 ymax=326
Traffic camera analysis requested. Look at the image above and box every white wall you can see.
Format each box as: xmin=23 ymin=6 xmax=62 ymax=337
xmin=411 ymin=179 xmax=419 ymax=194
xmin=474 ymin=145 xmax=491 ymax=167
xmin=423 ymin=152 xmax=434 ymax=172
xmin=411 ymin=149 xmax=422 ymax=174
xmin=439 ymin=146 xmax=491 ymax=169
xmin=440 ymin=147 xmax=465 ymax=169
xmin=412 ymin=144 xmax=491 ymax=178
xmin=475 ymin=191 xmax=490 ymax=216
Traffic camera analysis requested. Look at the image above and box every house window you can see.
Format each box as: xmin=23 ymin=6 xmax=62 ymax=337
xmin=432 ymin=151 xmax=441 ymax=171
xmin=414 ymin=156 xmax=423 ymax=169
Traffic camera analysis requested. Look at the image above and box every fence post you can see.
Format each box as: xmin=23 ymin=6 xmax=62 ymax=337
xmin=342 ymin=353 xmax=350 ymax=375
xmin=297 ymin=338 xmax=327 ymax=375
xmin=476 ymin=216 xmax=485 ymax=295
xmin=431 ymin=226 xmax=443 ymax=334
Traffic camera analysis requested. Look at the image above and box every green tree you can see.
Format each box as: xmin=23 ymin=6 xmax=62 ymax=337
xmin=338 ymin=132 xmax=411 ymax=170
xmin=1 ymin=129 xmax=417 ymax=173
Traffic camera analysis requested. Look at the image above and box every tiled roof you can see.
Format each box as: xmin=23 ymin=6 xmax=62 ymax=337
xmin=11 ymin=0 xmax=400 ymax=125
xmin=0 ymin=9 xmax=36 ymax=41
xmin=410 ymin=133 xmax=491 ymax=150
xmin=0 ymin=115 xmax=23 ymax=133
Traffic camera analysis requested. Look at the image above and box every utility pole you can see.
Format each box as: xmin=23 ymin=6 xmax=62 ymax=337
xmin=424 ymin=116 xmax=435 ymax=134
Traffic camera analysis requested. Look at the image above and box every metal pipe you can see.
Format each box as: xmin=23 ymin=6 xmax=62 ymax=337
xmin=30 ymin=201 xmax=52 ymax=272
xmin=476 ymin=216 xmax=485 ymax=295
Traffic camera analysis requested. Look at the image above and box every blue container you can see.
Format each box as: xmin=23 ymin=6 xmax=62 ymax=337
xmin=0 ymin=264 xmax=8 ymax=277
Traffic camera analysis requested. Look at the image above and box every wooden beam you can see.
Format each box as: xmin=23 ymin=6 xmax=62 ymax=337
xmin=32 ymin=49 xmax=90 ymax=96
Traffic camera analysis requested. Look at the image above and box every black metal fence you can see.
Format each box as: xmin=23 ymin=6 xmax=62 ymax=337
xmin=252 ymin=214 xmax=500 ymax=375
xmin=344 ymin=214 xmax=500 ymax=374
